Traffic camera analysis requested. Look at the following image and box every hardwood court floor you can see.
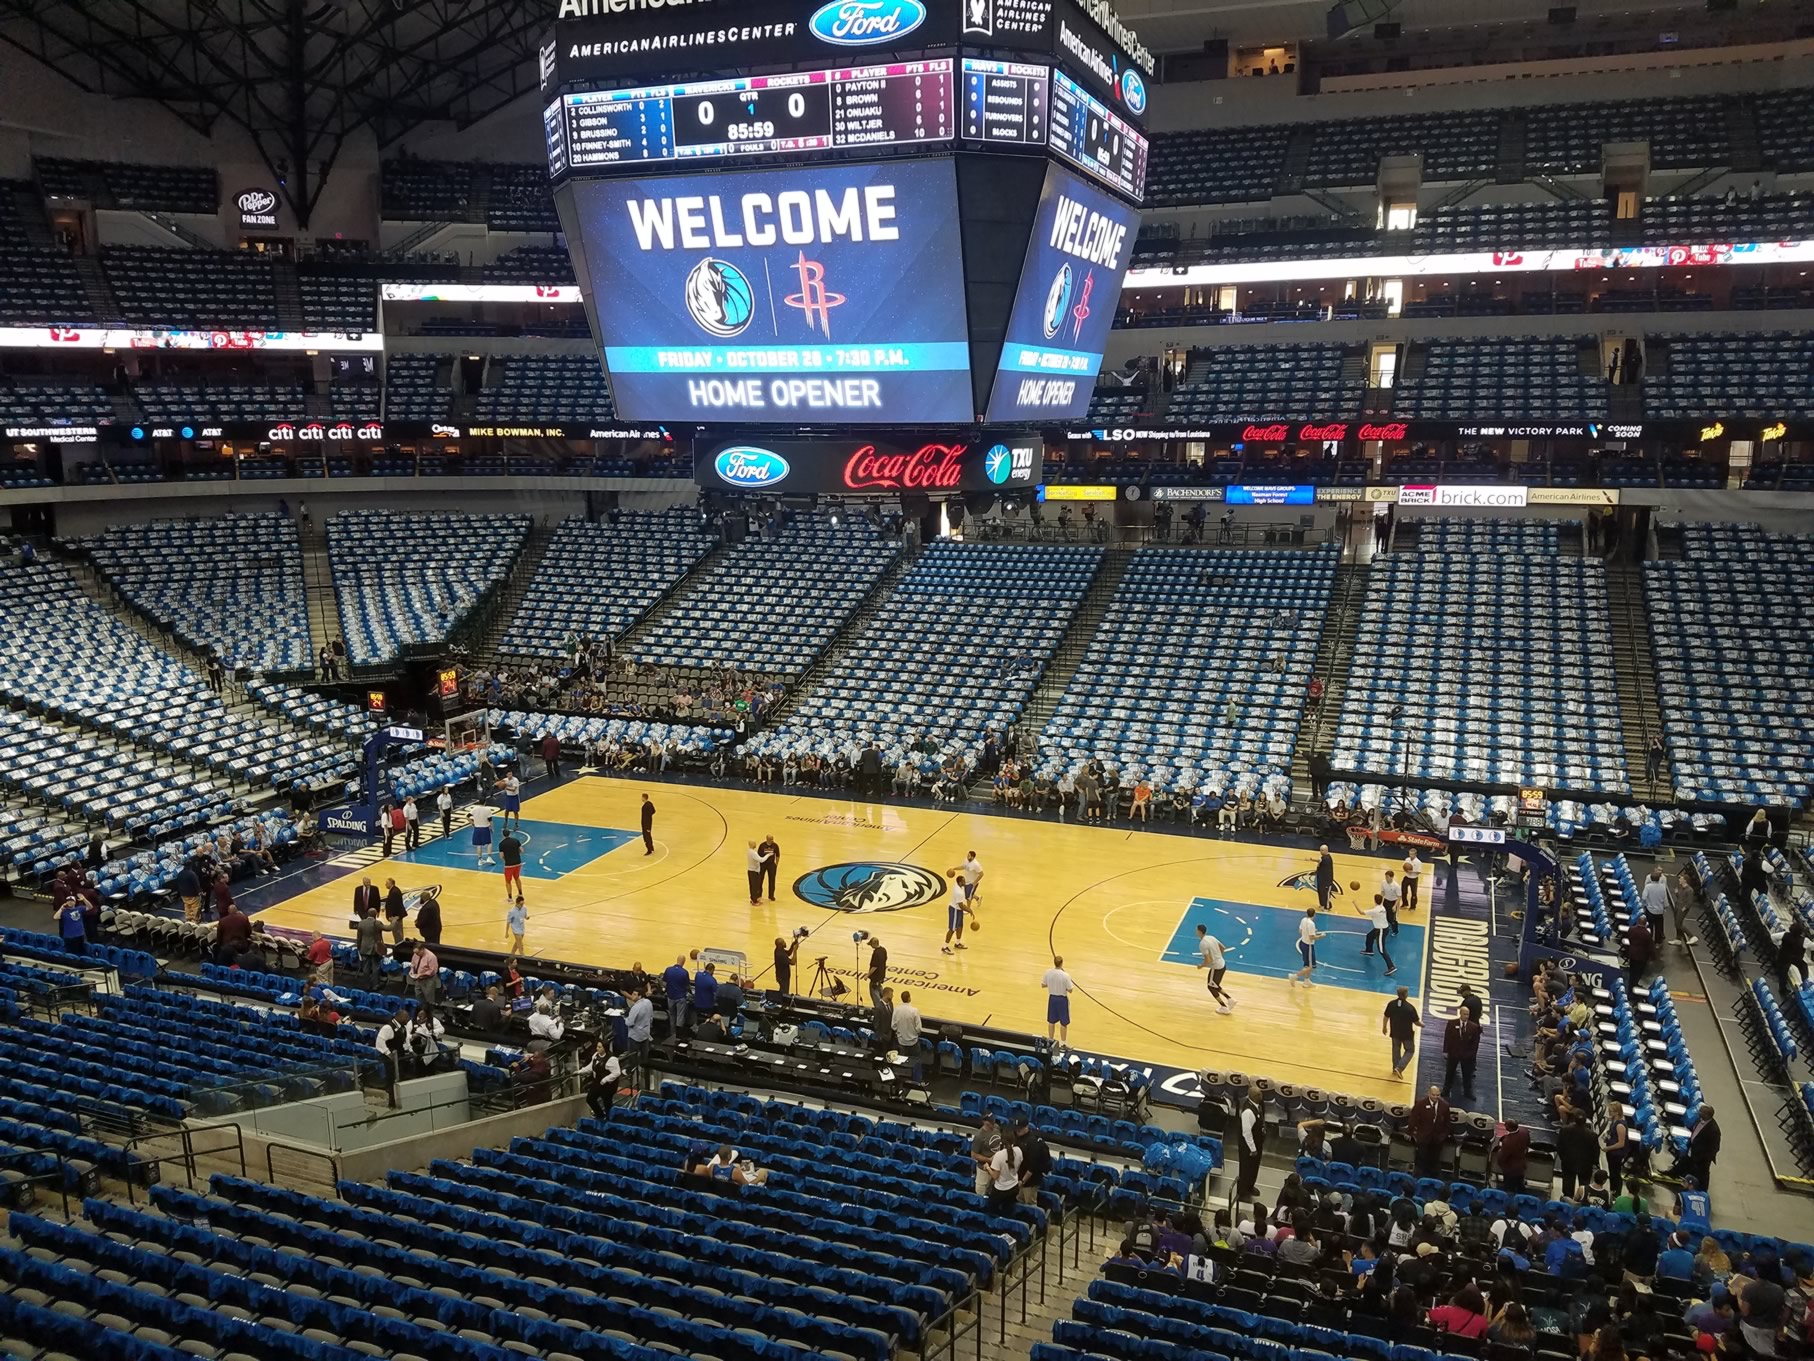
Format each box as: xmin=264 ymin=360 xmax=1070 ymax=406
xmin=260 ymin=776 xmax=1428 ymax=1099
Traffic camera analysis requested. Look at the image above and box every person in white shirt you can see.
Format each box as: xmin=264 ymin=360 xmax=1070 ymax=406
xmin=436 ymin=787 xmax=454 ymax=840
xmin=891 ymin=988 xmax=924 ymax=1080
xmin=943 ymin=877 xmax=973 ymax=954
xmin=1290 ymin=909 xmax=1325 ymax=988
xmin=1194 ymin=923 xmax=1236 ymax=1013
xmin=1042 ymin=956 xmax=1075 ymax=1043
xmin=745 ymin=841 xmax=766 ymax=907
xmin=402 ymin=796 xmax=420 ymax=851
xmin=498 ymin=771 xmax=522 ymax=830
xmin=407 ymin=1010 xmax=446 ymax=1066
xmin=374 ymin=1007 xmax=410 ymax=1063
xmin=1361 ymin=894 xmax=1396 ymax=974
xmin=581 ymin=1041 xmax=623 ymax=1119
xmin=1401 ymin=850 xmax=1423 ymax=912
xmin=527 ymin=998 xmax=566 ymax=1044
xmin=950 ymin=852 xmax=983 ymax=905
xmin=986 ymin=1140 xmax=1024 ymax=1212
xmin=471 ymin=805 xmax=496 ymax=866
xmin=1380 ymin=869 xmax=1402 ymax=937
xmin=1640 ymin=869 xmax=1671 ymax=941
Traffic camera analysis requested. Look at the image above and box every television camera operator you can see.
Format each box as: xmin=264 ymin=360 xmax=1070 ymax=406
xmin=773 ymin=927 xmax=807 ymax=995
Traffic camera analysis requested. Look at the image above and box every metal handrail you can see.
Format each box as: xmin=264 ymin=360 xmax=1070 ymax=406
xmin=119 ymin=1118 xmax=246 ymax=1205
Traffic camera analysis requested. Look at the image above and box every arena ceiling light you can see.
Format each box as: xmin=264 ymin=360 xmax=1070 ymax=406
xmin=0 ymin=0 xmax=544 ymax=228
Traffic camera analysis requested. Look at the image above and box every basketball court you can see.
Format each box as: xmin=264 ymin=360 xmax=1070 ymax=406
xmin=256 ymin=774 xmax=1432 ymax=1099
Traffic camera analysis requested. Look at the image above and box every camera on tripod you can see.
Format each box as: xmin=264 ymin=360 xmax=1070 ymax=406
xmin=791 ymin=926 xmax=811 ymax=941
xmin=852 ymin=929 xmax=871 ymax=944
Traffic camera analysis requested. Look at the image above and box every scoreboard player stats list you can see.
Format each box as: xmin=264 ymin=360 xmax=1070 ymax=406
xmin=564 ymin=61 xmax=955 ymax=169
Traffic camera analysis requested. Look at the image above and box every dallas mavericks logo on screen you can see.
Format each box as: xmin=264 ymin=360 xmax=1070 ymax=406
xmin=794 ymin=861 xmax=946 ymax=913
xmin=809 ymin=0 xmax=927 ymax=46
xmin=1120 ymin=69 xmax=1147 ymax=116
xmin=713 ymin=447 xmax=791 ymax=488
xmin=684 ymin=258 xmax=754 ymax=337
xmin=1042 ymin=263 xmax=1074 ymax=340
xmin=984 ymin=444 xmax=1014 ymax=485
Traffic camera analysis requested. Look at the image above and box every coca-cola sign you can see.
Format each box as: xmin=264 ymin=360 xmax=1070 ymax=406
xmin=1297 ymin=422 xmax=1348 ymax=441
xmin=1240 ymin=423 xmax=1290 ymax=443
xmin=844 ymin=443 xmax=967 ymax=491
xmin=1358 ymin=422 xmax=1408 ymax=441
xmin=695 ymin=433 xmax=1040 ymax=496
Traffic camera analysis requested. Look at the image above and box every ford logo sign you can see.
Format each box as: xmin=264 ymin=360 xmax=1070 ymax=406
xmin=808 ymin=0 xmax=926 ymax=46
xmin=714 ymin=446 xmax=791 ymax=487
xmin=1119 ymin=69 xmax=1146 ymax=115
xmin=237 ymin=189 xmax=278 ymax=215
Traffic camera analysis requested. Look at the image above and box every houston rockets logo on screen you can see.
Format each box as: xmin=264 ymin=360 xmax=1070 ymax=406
xmin=573 ymin=161 xmax=974 ymax=426
xmin=986 ymin=164 xmax=1138 ymax=424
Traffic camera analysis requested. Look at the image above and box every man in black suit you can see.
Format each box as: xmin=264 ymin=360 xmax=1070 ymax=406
xmin=858 ymin=742 xmax=883 ymax=799
xmin=1313 ymin=844 xmax=1335 ymax=910
xmin=640 ymin=793 xmax=655 ymax=854
xmin=1669 ymin=1104 xmax=1722 ymax=1191
xmin=352 ymin=876 xmax=381 ymax=919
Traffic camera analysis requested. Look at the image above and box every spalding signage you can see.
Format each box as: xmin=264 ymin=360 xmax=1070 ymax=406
xmin=713 ymin=445 xmax=791 ymax=487
xmin=808 ymin=0 xmax=926 ymax=46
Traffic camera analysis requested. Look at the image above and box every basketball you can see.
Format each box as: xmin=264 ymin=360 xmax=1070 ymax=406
xmin=968 ymin=917 xmax=982 ymax=933
xmin=1349 ymin=881 xmax=1361 ymax=892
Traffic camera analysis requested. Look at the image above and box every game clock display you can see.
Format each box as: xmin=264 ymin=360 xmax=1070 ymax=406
xmin=571 ymin=160 xmax=975 ymax=425
xmin=563 ymin=61 xmax=955 ymax=169
xmin=1047 ymin=70 xmax=1147 ymax=200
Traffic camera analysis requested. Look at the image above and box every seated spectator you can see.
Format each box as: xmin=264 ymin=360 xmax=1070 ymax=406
xmin=1739 ymin=1273 xmax=1787 ymax=1357
xmin=1685 ymin=1285 xmax=1736 ymax=1338
xmin=1658 ymin=1230 xmax=1698 ymax=1283
xmin=527 ymin=997 xmax=566 ymax=1046
xmin=1430 ymin=1284 xmax=1491 ymax=1339
xmin=1488 ymin=1300 xmax=1535 ymax=1347
xmin=1696 ymin=1236 xmax=1733 ymax=1282
xmin=697 ymin=1143 xmax=769 ymax=1186
xmin=1277 ymin=1213 xmax=1321 ymax=1267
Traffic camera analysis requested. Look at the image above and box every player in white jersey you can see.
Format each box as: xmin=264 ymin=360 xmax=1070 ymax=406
xmin=1290 ymin=908 xmax=1326 ymax=988
xmin=1194 ymin=923 xmax=1236 ymax=1013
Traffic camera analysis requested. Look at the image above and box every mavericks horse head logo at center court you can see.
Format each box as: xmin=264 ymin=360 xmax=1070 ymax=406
xmin=794 ymin=862 xmax=946 ymax=913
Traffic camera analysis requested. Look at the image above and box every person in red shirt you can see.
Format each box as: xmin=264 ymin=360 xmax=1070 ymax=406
xmin=541 ymin=732 xmax=561 ymax=781
xmin=1429 ymin=1285 xmax=1490 ymax=1339
xmin=306 ymin=933 xmax=334 ymax=986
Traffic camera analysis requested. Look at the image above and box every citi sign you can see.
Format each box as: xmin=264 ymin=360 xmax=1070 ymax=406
xmin=808 ymin=0 xmax=925 ymax=45
xmin=268 ymin=421 xmax=384 ymax=442
xmin=714 ymin=446 xmax=791 ymax=487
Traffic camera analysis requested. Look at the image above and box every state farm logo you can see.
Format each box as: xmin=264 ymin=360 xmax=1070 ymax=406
xmin=47 ymin=327 xmax=80 ymax=344
xmin=1358 ymin=423 xmax=1408 ymax=441
xmin=237 ymin=189 xmax=278 ymax=216
xmin=844 ymin=443 xmax=967 ymax=490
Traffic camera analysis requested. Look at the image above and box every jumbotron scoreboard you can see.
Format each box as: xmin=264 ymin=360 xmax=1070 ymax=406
xmin=543 ymin=0 xmax=1151 ymax=429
